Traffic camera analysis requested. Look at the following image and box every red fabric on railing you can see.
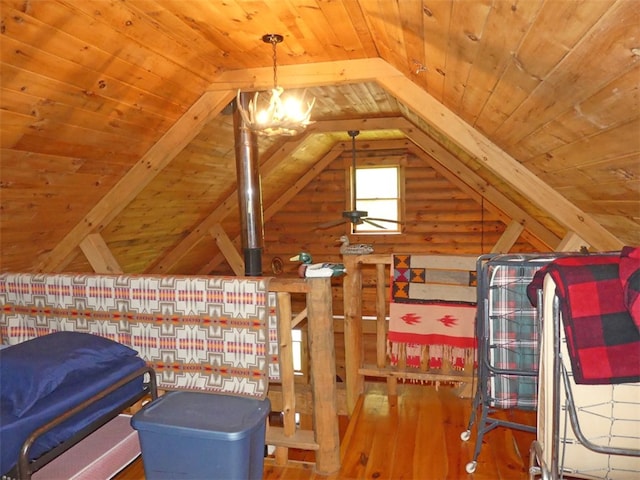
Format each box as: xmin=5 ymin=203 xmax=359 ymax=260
xmin=388 ymin=255 xmax=476 ymax=370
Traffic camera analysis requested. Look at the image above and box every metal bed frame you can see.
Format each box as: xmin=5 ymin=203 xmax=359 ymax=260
xmin=461 ymin=253 xmax=565 ymax=474
xmin=7 ymin=365 xmax=157 ymax=480
xmin=529 ymin=278 xmax=640 ymax=480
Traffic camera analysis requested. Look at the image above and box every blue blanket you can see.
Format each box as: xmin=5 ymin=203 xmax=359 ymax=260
xmin=1 ymin=353 xmax=144 ymax=476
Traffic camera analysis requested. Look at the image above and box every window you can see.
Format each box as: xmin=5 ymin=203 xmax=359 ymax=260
xmin=353 ymin=165 xmax=403 ymax=233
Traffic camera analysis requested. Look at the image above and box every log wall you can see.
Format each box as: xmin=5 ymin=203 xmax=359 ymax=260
xmin=262 ymin=149 xmax=538 ymax=318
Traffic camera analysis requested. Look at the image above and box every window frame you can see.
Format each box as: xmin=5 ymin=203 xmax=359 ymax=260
xmin=346 ymin=155 xmax=405 ymax=235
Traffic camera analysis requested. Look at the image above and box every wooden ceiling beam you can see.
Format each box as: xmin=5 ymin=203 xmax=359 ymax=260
xmin=374 ymin=65 xmax=624 ymax=251
xmin=209 ymin=58 xmax=395 ymax=91
xmin=198 ymin=147 xmax=345 ymax=274
xmin=491 ymin=222 xmax=526 ymax=254
xmin=212 ymin=58 xmax=622 ymax=250
xmin=308 ymin=117 xmax=407 ymax=133
xmin=146 ymin=116 xmax=406 ymax=273
xmin=209 ymin=223 xmax=244 ymax=276
xmin=79 ymin=233 xmax=123 ymax=274
xmin=404 ymin=127 xmax=561 ymax=250
xmin=36 ymin=90 xmax=235 ymax=272
xmin=556 ymin=232 xmax=590 ymax=252
xmin=342 ymin=139 xmax=412 ymax=151
xmin=37 ymin=55 xmax=623 ymax=274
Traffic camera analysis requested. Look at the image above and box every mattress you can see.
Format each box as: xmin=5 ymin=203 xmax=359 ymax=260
xmin=482 ymin=255 xmax=557 ymax=409
xmin=0 ymin=355 xmax=145 ymax=476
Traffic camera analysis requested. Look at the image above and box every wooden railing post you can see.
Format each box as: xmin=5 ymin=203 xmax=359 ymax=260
xmin=274 ymin=291 xmax=295 ymax=466
xmin=356 ymin=255 xmax=476 ymax=393
xmin=342 ymin=255 xmax=364 ymax=416
xmin=306 ymin=278 xmax=340 ymax=475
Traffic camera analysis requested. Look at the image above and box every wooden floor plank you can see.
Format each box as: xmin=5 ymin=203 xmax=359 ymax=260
xmin=390 ymin=391 xmax=420 ymax=479
xmin=115 ymin=383 xmax=535 ymax=480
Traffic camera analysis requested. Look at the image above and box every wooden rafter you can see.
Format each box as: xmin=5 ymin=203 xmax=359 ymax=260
xmin=36 ymin=58 xmax=622 ymax=273
xmin=36 ymin=91 xmax=235 ymax=272
xmin=150 ymin=117 xmax=406 ymax=274
xmin=79 ymin=233 xmax=123 ymax=274
xmin=492 ymin=222 xmax=526 ymax=254
xmin=197 ymin=147 xmax=345 ymax=274
xmin=403 ymin=127 xmax=561 ymax=249
xmin=374 ymin=65 xmax=624 ymax=251
xmin=215 ymin=58 xmax=623 ymax=250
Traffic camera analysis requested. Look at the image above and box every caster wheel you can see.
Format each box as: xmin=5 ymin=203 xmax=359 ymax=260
xmin=460 ymin=429 xmax=471 ymax=442
xmin=465 ymin=461 xmax=477 ymax=474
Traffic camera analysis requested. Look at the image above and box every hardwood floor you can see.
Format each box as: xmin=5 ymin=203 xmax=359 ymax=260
xmin=116 ymin=383 xmax=535 ymax=480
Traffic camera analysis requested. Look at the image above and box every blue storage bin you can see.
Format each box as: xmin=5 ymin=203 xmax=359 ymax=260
xmin=131 ymin=391 xmax=270 ymax=480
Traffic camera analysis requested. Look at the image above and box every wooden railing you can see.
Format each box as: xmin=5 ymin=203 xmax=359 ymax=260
xmin=263 ymin=254 xmax=478 ymax=470
xmin=342 ymin=254 xmax=477 ymax=415
xmin=266 ymin=277 xmax=340 ymax=475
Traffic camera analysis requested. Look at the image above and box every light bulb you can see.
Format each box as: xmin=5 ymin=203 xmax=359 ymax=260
xmin=256 ymin=109 xmax=270 ymax=125
xmin=283 ymin=97 xmax=304 ymax=121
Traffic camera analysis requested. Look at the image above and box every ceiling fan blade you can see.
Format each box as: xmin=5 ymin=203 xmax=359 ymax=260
xmin=362 ymin=218 xmax=389 ymax=229
xmin=316 ymin=218 xmax=348 ymax=230
xmin=365 ymin=217 xmax=404 ymax=225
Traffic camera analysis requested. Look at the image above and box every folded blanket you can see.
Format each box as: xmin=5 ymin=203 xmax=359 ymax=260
xmin=528 ymin=253 xmax=640 ymax=384
xmin=388 ymin=254 xmax=477 ymax=370
xmin=619 ymin=246 xmax=640 ymax=331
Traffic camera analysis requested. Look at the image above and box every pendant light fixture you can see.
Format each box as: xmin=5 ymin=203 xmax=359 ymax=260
xmin=237 ymin=34 xmax=315 ymax=136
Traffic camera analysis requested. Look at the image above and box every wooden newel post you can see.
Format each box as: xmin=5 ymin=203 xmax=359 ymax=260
xmin=342 ymin=255 xmax=364 ymax=416
xmin=306 ymin=278 xmax=340 ymax=475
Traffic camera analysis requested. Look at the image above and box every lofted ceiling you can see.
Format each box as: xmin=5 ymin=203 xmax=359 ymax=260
xmin=0 ymin=0 xmax=638 ymax=274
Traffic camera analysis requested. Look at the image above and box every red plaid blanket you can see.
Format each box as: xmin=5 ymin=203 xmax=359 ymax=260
xmin=529 ymin=253 xmax=640 ymax=384
xmin=620 ymin=246 xmax=640 ymax=330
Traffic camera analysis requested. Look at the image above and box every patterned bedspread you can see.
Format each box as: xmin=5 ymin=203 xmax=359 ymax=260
xmin=0 ymin=273 xmax=278 ymax=399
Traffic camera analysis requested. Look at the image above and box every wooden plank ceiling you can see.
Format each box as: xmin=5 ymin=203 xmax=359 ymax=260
xmin=1 ymin=0 xmax=638 ymax=273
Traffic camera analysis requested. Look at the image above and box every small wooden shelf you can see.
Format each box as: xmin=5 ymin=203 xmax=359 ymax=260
xmin=266 ymin=426 xmax=319 ymax=451
xmin=359 ymin=363 xmax=474 ymax=384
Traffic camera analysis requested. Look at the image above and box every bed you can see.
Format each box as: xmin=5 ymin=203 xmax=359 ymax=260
xmin=0 ymin=272 xmax=275 ymax=478
xmin=529 ymin=250 xmax=640 ymax=479
xmin=461 ymin=253 xmax=570 ymax=474
xmin=1 ymin=331 xmax=157 ymax=480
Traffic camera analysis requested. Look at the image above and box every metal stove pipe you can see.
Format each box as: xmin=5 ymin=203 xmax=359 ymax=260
xmin=233 ymin=93 xmax=264 ymax=276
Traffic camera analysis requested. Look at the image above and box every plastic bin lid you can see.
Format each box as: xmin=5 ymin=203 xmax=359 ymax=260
xmin=131 ymin=391 xmax=270 ymax=440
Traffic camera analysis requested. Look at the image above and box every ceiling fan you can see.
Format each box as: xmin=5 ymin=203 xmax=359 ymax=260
xmin=317 ymin=130 xmax=403 ymax=230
